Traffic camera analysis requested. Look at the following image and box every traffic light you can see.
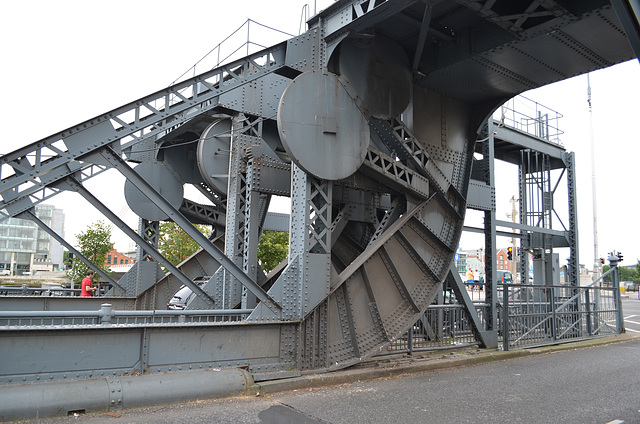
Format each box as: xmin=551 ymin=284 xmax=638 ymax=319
xmin=507 ymin=247 xmax=513 ymax=261
xmin=617 ymin=252 xmax=624 ymax=262
xmin=600 ymin=258 xmax=604 ymax=265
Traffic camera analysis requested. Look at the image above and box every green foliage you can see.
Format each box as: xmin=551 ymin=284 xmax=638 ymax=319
xmin=158 ymin=222 xmax=210 ymax=266
xmin=620 ymin=266 xmax=639 ymax=283
xmin=67 ymin=221 xmax=114 ymax=284
xmin=601 ymin=264 xmax=639 ymax=284
xmin=257 ymin=231 xmax=289 ymax=273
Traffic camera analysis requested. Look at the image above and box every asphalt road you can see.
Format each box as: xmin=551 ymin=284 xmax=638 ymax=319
xmin=623 ymin=296 xmax=640 ymax=334
xmin=19 ymin=336 xmax=640 ymax=424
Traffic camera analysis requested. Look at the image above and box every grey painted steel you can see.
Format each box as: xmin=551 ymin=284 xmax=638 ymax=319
xmin=135 ymin=235 xmax=224 ymax=310
xmin=0 ymin=316 xmax=290 ymax=383
xmin=610 ymin=0 xmax=640 ymax=58
xmin=0 ymin=42 xmax=288 ymax=219
xmin=0 ymin=1 xmax=636 ymax=414
xmin=263 ymin=212 xmax=291 ymax=232
xmin=336 ymin=36 xmax=411 ymax=120
xmin=277 ymin=71 xmax=370 ymax=180
xmin=483 ymin=121 xmax=499 ymax=335
xmin=466 ymin=179 xmax=495 ymax=211
xmin=94 ymin=147 xmax=281 ymax=313
xmin=564 ymin=152 xmax=580 ymax=288
xmin=0 ymin=368 xmax=251 ymax=421
xmin=501 ymin=283 xmax=619 ymax=350
xmin=446 ymin=266 xmax=497 ymax=348
xmin=197 ymin=118 xmax=232 ymax=195
xmin=0 ymin=296 xmax=135 ymax=312
xmin=124 ymin=162 xmax=184 ymax=221
xmin=62 ymin=173 xmax=215 ymax=305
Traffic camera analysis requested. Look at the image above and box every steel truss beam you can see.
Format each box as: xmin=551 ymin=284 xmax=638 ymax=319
xmin=59 ymin=175 xmax=212 ymax=304
xmin=0 ymin=42 xmax=288 ymax=217
xmin=90 ymin=147 xmax=281 ymax=313
xmin=0 ymin=2 xmax=635 ymax=414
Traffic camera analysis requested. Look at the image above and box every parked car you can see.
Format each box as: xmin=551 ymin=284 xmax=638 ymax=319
xmin=167 ymin=277 xmax=209 ymax=310
xmin=0 ymin=269 xmax=10 ymax=276
xmin=623 ymin=281 xmax=638 ymax=292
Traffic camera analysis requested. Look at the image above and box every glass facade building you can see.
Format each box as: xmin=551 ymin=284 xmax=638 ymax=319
xmin=0 ymin=204 xmax=65 ymax=275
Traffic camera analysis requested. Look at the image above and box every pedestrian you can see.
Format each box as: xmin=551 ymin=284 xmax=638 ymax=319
xmin=80 ymin=270 xmax=97 ymax=297
xmin=466 ymin=268 xmax=473 ymax=289
xmin=473 ymin=269 xmax=480 ymax=291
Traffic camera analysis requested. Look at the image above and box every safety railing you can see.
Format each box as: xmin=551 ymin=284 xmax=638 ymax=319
xmin=495 ymin=95 xmax=564 ymax=145
xmin=0 ymin=304 xmax=252 ymax=329
xmin=500 ymin=283 xmax=621 ymax=350
xmin=0 ymin=285 xmax=80 ymax=297
xmin=379 ymin=304 xmax=478 ymax=355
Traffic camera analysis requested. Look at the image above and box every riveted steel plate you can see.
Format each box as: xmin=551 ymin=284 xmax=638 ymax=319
xmin=337 ymin=36 xmax=411 ymax=120
xmin=124 ymin=162 xmax=184 ymax=221
xmin=277 ymin=70 xmax=369 ymax=180
xmin=197 ymin=119 xmax=232 ymax=195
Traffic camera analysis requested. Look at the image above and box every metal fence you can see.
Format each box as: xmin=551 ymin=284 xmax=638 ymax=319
xmin=380 ymin=304 xmax=479 ymax=355
xmin=0 ymin=283 xmax=622 ymax=353
xmin=500 ymin=283 xmax=621 ymax=350
xmin=0 ymin=285 xmax=80 ymax=296
xmin=0 ymin=304 xmax=252 ymax=328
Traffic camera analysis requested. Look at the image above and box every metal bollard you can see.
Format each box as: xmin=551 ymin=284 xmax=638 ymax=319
xmin=100 ymin=303 xmax=113 ymax=325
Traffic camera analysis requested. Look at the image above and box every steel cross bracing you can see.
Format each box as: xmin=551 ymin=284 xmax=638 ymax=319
xmin=0 ymin=43 xmax=288 ymax=220
xmin=0 ymin=0 xmax=637 ymax=411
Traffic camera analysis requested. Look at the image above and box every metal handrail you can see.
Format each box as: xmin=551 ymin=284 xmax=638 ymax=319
xmin=0 ymin=304 xmax=255 ymax=328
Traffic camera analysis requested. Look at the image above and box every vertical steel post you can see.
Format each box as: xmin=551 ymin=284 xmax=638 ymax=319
xmin=550 ymin=286 xmax=557 ymax=341
xmin=100 ymin=304 xmax=112 ymax=325
xmin=502 ymin=282 xmax=509 ymax=350
xmin=610 ymin=255 xmax=625 ymax=333
xmin=585 ymin=288 xmax=593 ymax=336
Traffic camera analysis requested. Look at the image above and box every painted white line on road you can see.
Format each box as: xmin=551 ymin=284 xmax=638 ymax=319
xmin=625 ymin=328 xmax=640 ymax=333
xmin=624 ymin=320 xmax=640 ymax=326
xmin=606 ymin=420 xmax=624 ymax=424
xmin=625 ymin=315 xmax=638 ymax=319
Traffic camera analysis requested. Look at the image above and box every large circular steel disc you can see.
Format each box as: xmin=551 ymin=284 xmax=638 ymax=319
xmin=277 ymin=71 xmax=369 ymax=180
xmin=124 ymin=162 xmax=184 ymax=221
xmin=196 ymin=119 xmax=232 ymax=195
xmin=337 ymin=36 xmax=411 ymax=120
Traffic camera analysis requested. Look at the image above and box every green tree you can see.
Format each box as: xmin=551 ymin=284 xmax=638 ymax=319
xmin=258 ymin=231 xmax=289 ymax=273
xmin=620 ymin=266 xmax=639 ymax=283
xmin=67 ymin=220 xmax=114 ymax=285
xmin=158 ymin=222 xmax=211 ymax=266
xmin=603 ymin=264 xmax=611 ymax=282
xmin=601 ymin=264 xmax=639 ymax=284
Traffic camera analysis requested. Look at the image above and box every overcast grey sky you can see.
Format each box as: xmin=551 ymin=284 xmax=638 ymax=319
xmin=1 ymin=1 xmax=639 ymax=269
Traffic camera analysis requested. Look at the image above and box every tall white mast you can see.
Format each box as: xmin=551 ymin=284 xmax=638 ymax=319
xmin=588 ymin=74 xmax=600 ymax=281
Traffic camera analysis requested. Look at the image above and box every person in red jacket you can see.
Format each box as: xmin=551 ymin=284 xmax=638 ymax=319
xmin=80 ymin=270 xmax=97 ymax=297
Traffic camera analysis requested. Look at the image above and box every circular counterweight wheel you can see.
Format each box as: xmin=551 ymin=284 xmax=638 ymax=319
xmin=277 ymin=70 xmax=370 ymax=181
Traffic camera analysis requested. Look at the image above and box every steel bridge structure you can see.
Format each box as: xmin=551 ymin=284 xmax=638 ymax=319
xmin=0 ymin=0 xmax=638 ymax=419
